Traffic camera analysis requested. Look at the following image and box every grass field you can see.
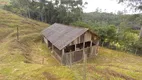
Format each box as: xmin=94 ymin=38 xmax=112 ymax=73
xmin=0 ymin=9 xmax=142 ymax=80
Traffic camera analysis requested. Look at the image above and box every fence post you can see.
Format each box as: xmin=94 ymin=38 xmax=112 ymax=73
xmin=17 ymin=26 xmax=19 ymax=42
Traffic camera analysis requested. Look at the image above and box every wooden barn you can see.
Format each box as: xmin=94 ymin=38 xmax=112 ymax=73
xmin=41 ymin=23 xmax=99 ymax=65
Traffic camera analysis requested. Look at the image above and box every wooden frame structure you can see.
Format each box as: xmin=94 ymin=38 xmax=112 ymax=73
xmin=42 ymin=23 xmax=99 ymax=65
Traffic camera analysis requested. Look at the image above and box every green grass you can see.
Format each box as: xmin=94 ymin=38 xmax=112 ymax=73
xmin=0 ymin=9 xmax=142 ymax=80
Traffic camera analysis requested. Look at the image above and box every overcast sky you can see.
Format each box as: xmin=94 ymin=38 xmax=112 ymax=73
xmin=83 ymin=0 xmax=137 ymax=14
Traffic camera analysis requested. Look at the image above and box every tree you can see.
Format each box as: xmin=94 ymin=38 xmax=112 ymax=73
xmin=39 ymin=0 xmax=46 ymax=22
xmin=134 ymin=39 xmax=142 ymax=54
xmin=119 ymin=0 xmax=142 ymax=39
xmin=4 ymin=0 xmax=86 ymax=24
xmin=119 ymin=0 xmax=142 ymax=10
xmin=4 ymin=0 xmax=31 ymax=17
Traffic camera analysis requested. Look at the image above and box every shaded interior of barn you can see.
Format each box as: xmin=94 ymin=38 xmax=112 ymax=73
xmin=46 ymin=36 xmax=98 ymax=65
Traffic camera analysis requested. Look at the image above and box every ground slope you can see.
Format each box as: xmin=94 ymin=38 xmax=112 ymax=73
xmin=0 ymin=9 xmax=75 ymax=80
xmin=0 ymin=9 xmax=142 ymax=80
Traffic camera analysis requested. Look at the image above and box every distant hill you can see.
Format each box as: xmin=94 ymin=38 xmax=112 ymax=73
xmin=0 ymin=9 xmax=142 ymax=80
xmin=83 ymin=12 xmax=142 ymax=30
xmin=83 ymin=12 xmax=120 ymax=25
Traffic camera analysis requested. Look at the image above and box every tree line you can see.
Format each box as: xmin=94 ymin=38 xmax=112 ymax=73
xmin=4 ymin=0 xmax=86 ymax=24
xmin=71 ymin=12 xmax=142 ymax=55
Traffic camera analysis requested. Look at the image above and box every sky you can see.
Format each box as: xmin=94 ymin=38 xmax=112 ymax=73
xmin=83 ymin=0 xmax=138 ymax=14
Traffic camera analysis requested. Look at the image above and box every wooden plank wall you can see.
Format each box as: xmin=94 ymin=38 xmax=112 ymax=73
xmin=71 ymin=31 xmax=92 ymax=45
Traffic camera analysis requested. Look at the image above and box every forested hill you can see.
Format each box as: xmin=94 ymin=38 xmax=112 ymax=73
xmin=83 ymin=12 xmax=120 ymax=26
xmin=71 ymin=12 xmax=142 ymax=54
xmin=0 ymin=9 xmax=142 ymax=80
xmin=83 ymin=12 xmax=142 ymax=30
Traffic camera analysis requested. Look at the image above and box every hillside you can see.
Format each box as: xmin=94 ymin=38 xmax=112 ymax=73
xmin=0 ymin=9 xmax=142 ymax=80
xmin=83 ymin=12 xmax=142 ymax=30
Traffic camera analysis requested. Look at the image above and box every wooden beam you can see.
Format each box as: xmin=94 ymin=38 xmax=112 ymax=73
xmin=90 ymin=41 xmax=93 ymax=56
xmin=75 ymin=44 xmax=77 ymax=51
xmin=83 ymin=48 xmax=87 ymax=80
xmin=66 ymin=53 xmax=69 ymax=65
xmin=51 ymin=45 xmax=54 ymax=53
xmin=69 ymin=52 xmax=72 ymax=67
xmin=82 ymin=39 xmax=85 ymax=59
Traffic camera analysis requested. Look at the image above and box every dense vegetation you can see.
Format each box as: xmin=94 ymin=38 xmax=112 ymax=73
xmin=4 ymin=0 xmax=86 ymax=24
xmin=119 ymin=0 xmax=142 ymax=10
xmin=72 ymin=12 xmax=142 ymax=54
xmin=0 ymin=9 xmax=142 ymax=80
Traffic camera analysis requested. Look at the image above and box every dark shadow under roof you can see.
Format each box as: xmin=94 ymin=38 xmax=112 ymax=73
xmin=41 ymin=23 xmax=89 ymax=50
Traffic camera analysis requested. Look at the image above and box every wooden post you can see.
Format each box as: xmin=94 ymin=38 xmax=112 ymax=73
xmin=83 ymin=38 xmax=87 ymax=80
xmin=75 ymin=44 xmax=77 ymax=51
xmin=82 ymin=39 xmax=85 ymax=59
xmin=69 ymin=53 xmax=72 ymax=67
xmin=62 ymin=49 xmax=65 ymax=65
xmin=83 ymin=51 xmax=87 ymax=80
xmin=51 ymin=45 xmax=54 ymax=53
xmin=90 ymin=41 xmax=93 ymax=56
xmin=17 ymin=26 xmax=19 ymax=42
xmin=95 ymin=41 xmax=99 ymax=55
xmin=66 ymin=54 xmax=68 ymax=65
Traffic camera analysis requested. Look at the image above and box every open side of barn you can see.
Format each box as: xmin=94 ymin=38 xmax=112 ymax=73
xmin=42 ymin=23 xmax=99 ymax=65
